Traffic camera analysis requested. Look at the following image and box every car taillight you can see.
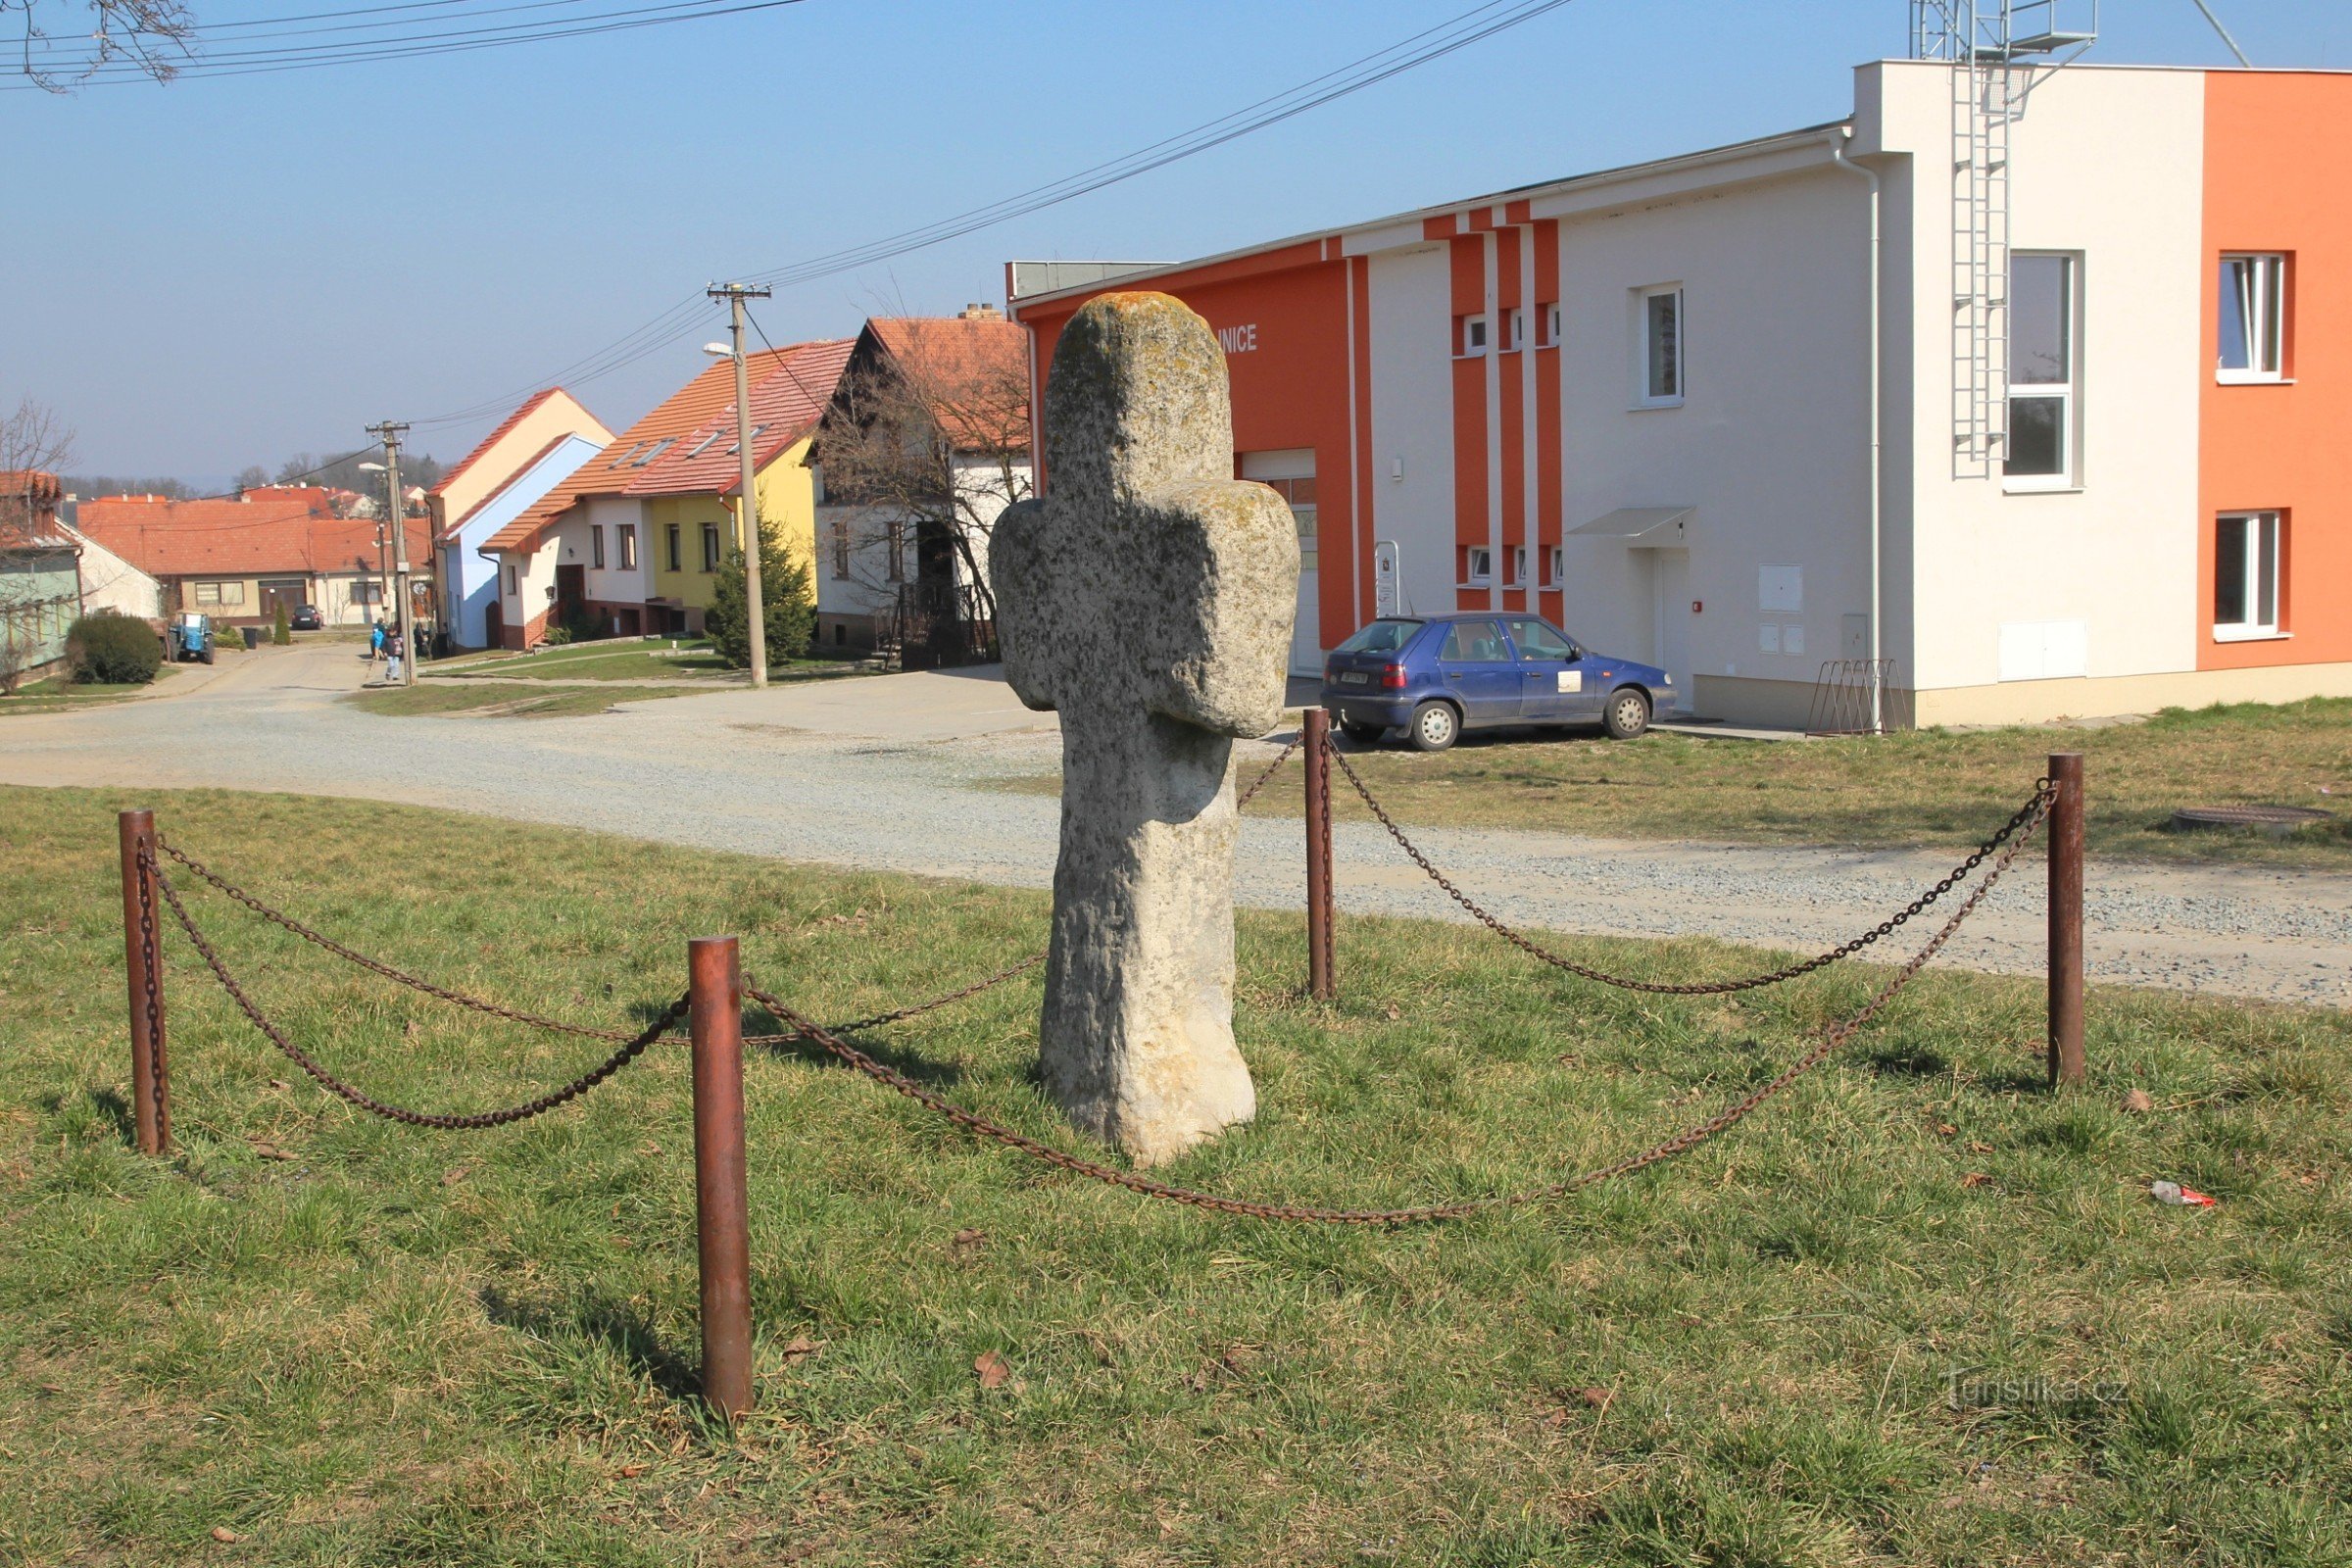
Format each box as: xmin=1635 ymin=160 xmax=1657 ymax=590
xmin=1380 ymin=663 xmax=1407 ymax=689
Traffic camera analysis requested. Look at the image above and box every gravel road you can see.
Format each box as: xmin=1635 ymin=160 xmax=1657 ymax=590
xmin=6 ymin=640 xmax=2344 ymax=1006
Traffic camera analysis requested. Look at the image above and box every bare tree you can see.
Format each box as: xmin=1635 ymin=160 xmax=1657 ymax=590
xmin=6 ymin=1 xmax=192 ymax=90
xmin=814 ymin=324 xmax=1030 ymax=649
xmin=0 ymin=395 xmax=76 ymax=482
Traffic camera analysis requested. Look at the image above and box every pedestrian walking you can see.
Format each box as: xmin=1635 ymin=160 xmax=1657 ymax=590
xmin=368 ymin=619 xmax=386 ymax=663
xmin=383 ymin=627 xmax=405 ymax=683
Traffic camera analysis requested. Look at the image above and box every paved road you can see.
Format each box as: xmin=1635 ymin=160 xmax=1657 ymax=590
xmin=6 ymin=640 xmax=2344 ymax=1006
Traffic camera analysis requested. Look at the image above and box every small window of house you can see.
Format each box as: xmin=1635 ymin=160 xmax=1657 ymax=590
xmin=635 ymin=438 xmax=674 ymax=466
xmin=1638 ymin=285 xmax=1683 ymax=406
xmin=665 ymin=523 xmax=682 ymax=572
xmin=2006 ymin=254 xmax=2077 ymax=486
xmin=1542 ymin=302 xmax=1560 ymax=347
xmin=724 ymin=423 xmax=767 ymax=456
xmin=1464 ymin=545 xmax=1493 ymax=584
xmin=504 ymin=564 xmax=517 ymax=596
xmin=353 ymin=580 xmax=382 ymax=606
xmin=886 ymin=521 xmax=907 ymax=583
xmin=611 ymin=442 xmax=646 ymax=468
xmin=591 ymin=525 xmax=606 ymax=569
xmin=2214 ymin=511 xmax=2283 ymax=639
xmin=617 ymin=524 xmax=637 ymax=570
xmin=701 ymin=522 xmax=721 ymax=572
xmin=1547 ymin=545 xmax=1564 ymax=585
xmin=2218 ymin=254 xmax=2285 ymax=381
xmin=1507 ymin=545 xmax=1528 ymax=586
xmin=1457 ymin=315 xmax=1489 ymax=357
xmin=683 ymin=429 xmax=722 ymax=458
xmin=1505 ymin=309 xmax=1526 ymax=352
xmin=831 ymin=519 xmax=851 ymax=579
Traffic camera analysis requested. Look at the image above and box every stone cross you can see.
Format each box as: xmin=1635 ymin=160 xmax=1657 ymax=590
xmin=991 ymin=292 xmax=1299 ymax=1166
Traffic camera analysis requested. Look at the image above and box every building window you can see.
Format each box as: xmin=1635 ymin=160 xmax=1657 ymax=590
xmin=610 ymin=442 xmax=647 ymax=469
xmin=591 ymin=525 xmax=606 ymax=568
xmin=1464 ymin=545 xmax=1493 ymax=585
xmin=886 ymin=520 xmax=907 ymax=583
xmin=702 ymin=522 xmax=721 ymax=573
xmin=352 ymin=580 xmax=383 ymax=606
xmin=1504 ymin=308 xmax=1526 ymax=352
xmin=2006 ymin=254 xmax=2076 ymax=485
xmin=193 ymin=580 xmax=245 ymax=606
xmin=1547 ymin=546 xmax=1564 ymax=585
xmin=724 ymin=423 xmax=767 ymax=456
xmin=665 ymin=523 xmax=682 ymax=572
xmin=617 ymin=524 xmax=637 ymax=569
xmin=1507 ymin=546 xmax=1528 ymax=586
xmin=1456 ymin=314 xmax=1489 ymax=357
xmin=1635 ymin=285 xmax=1683 ymax=407
xmin=831 ymin=518 xmax=851 ymax=580
xmin=1538 ymin=302 xmax=1560 ymax=348
xmin=503 ymin=564 xmax=517 ymax=597
xmin=2218 ymin=254 xmax=2285 ymax=382
xmin=2214 ymin=511 xmax=2282 ymax=639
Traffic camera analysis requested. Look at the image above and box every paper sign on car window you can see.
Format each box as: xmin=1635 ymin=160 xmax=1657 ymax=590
xmin=1558 ymin=670 xmax=1582 ymax=693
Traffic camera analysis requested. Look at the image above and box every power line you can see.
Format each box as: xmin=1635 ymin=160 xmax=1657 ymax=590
xmin=411 ymin=0 xmax=1580 ymax=426
xmin=7 ymin=0 xmax=806 ymax=87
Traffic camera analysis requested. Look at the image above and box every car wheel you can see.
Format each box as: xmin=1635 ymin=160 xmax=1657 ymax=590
xmin=1603 ymin=687 xmax=1650 ymax=740
xmin=1339 ymin=719 xmax=1384 ymax=744
xmin=1407 ymin=700 xmax=1459 ymax=752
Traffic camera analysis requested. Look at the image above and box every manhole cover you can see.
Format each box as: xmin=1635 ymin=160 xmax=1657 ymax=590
xmin=2171 ymin=804 xmax=2334 ymax=834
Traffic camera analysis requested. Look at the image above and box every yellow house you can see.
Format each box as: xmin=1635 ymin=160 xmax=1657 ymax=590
xmin=630 ymin=340 xmax=853 ymax=634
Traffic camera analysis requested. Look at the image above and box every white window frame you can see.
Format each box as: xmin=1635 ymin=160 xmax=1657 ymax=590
xmin=590 ymin=524 xmax=606 ymax=569
xmin=701 ymin=521 xmax=721 ymax=573
xmin=1507 ymin=545 xmax=1528 ymax=586
xmin=1457 ymin=314 xmax=1489 ymax=359
xmin=1504 ymin=308 xmax=1525 ymax=352
xmin=2213 ymin=510 xmax=2285 ymax=641
xmin=1464 ymin=545 xmax=1493 ymax=585
xmin=503 ymin=564 xmax=517 ymax=597
xmin=2003 ymin=252 xmax=2079 ymax=493
xmin=2217 ymin=253 xmax=2286 ymax=383
xmin=617 ymin=524 xmax=637 ymax=570
xmin=1540 ymin=303 xmax=1560 ymax=349
xmin=1634 ymin=284 xmax=1684 ymax=409
xmin=1547 ymin=545 xmax=1564 ymax=585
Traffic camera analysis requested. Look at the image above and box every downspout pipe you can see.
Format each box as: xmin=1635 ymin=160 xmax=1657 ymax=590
xmin=1826 ymin=126 xmax=1885 ymax=733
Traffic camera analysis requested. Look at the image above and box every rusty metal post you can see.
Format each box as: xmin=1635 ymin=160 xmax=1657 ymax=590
xmin=688 ymin=936 xmax=755 ymax=1422
xmin=117 ymin=809 xmax=170 ymax=1154
xmin=1302 ymin=708 xmax=1337 ymax=1001
xmin=2047 ymin=754 xmax=2085 ymax=1089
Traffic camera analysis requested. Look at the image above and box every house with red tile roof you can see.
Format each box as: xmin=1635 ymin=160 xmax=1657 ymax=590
xmin=2 ymin=469 xmax=82 ymax=683
xmin=480 ymin=339 xmax=853 ymax=648
xmin=426 ymin=389 xmax=612 ymax=649
xmin=76 ymin=491 xmax=431 ymax=629
xmin=810 ymin=307 xmax=1031 ymax=660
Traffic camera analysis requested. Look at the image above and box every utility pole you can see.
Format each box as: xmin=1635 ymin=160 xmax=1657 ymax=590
xmin=708 ymin=282 xmax=772 ymax=689
xmin=368 ymin=420 xmax=416 ymax=686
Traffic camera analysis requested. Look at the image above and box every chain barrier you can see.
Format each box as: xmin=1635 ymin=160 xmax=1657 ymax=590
xmin=741 ymin=785 xmax=2045 ymax=1226
xmin=147 ymin=733 xmax=1298 ymax=1054
xmin=133 ymin=843 xmax=171 ymax=1136
xmin=1324 ymin=740 xmax=2055 ymax=998
xmin=150 ymin=850 xmax=688 ymax=1130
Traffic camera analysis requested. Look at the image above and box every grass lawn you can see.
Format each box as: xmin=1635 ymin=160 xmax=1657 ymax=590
xmin=0 ymin=665 xmax=183 ymax=716
xmin=343 ymin=683 xmax=699 ymax=719
xmin=1226 ymin=698 xmax=2352 ymax=868
xmin=3 ymin=785 xmax=2345 ymax=1564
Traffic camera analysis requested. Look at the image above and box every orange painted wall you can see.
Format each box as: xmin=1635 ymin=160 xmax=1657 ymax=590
xmin=1016 ymin=247 xmax=1358 ymax=644
xmin=2199 ymin=72 xmax=2352 ymax=669
xmin=1449 ymin=234 xmax=1489 ymax=608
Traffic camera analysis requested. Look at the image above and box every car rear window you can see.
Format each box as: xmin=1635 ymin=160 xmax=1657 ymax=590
xmin=1336 ymin=618 xmax=1422 ymax=655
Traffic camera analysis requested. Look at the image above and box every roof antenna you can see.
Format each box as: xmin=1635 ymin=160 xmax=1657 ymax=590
xmin=2189 ymin=0 xmax=2253 ymax=67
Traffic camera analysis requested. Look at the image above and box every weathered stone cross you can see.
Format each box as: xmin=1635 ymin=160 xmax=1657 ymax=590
xmin=992 ymin=292 xmax=1299 ymax=1166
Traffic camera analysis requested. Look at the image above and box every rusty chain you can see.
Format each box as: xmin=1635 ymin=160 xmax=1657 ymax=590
xmin=1325 ymin=740 xmax=2055 ymax=997
xmin=145 ymin=738 xmax=1297 ymax=1052
xmin=133 ymin=847 xmax=170 ymax=1135
xmin=151 ymin=848 xmax=687 ymax=1129
xmin=740 ymin=784 xmax=2045 ymax=1225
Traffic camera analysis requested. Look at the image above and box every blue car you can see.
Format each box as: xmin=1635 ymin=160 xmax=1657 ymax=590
xmin=1320 ymin=612 xmax=1675 ymax=751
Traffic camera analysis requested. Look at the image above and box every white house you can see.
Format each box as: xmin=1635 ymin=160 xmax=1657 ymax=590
xmin=427 ymin=389 xmax=613 ymax=649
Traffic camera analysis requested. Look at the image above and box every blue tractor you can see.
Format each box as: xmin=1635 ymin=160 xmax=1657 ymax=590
xmin=168 ymin=611 xmax=216 ymax=664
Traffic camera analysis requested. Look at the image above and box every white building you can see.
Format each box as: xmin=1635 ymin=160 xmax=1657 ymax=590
xmin=1010 ymin=56 xmax=2352 ymax=727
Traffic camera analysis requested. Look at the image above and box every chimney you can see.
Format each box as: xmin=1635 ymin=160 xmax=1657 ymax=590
xmin=958 ymin=302 xmax=1004 ymax=321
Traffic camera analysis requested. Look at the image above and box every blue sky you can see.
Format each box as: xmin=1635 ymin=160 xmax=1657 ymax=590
xmin=4 ymin=0 xmax=2344 ymax=477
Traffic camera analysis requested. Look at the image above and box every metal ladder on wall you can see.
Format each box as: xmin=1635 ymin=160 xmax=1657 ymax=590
xmin=1911 ymin=2 xmax=2097 ymax=479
